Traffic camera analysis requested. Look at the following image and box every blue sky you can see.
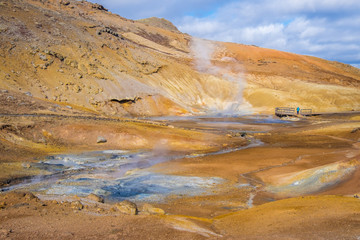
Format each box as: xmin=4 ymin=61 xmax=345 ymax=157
xmin=89 ymin=0 xmax=360 ymax=68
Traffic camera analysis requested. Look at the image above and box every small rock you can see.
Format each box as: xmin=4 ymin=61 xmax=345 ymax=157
xmin=22 ymin=163 xmax=32 ymax=169
xmin=60 ymin=0 xmax=70 ymax=5
xmin=0 ymin=201 xmax=6 ymax=209
xmin=35 ymin=22 xmax=42 ymax=28
xmin=0 ymin=229 xmax=11 ymax=238
xmin=38 ymin=54 xmax=47 ymax=61
xmin=75 ymin=73 xmax=83 ymax=79
xmin=86 ymin=193 xmax=104 ymax=203
xmin=115 ymin=200 xmax=137 ymax=215
xmin=66 ymin=105 xmax=72 ymax=109
xmin=97 ymin=208 xmax=105 ymax=213
xmin=234 ymin=132 xmax=241 ymax=137
xmin=71 ymin=201 xmax=83 ymax=210
xmin=58 ymin=69 xmax=64 ymax=73
xmin=141 ymin=203 xmax=165 ymax=215
xmin=92 ymin=3 xmax=108 ymax=11
xmin=97 ymin=136 xmax=107 ymax=144
xmin=24 ymin=192 xmax=38 ymax=201
xmin=351 ymin=127 xmax=360 ymax=133
xmin=1 ymin=89 xmax=8 ymax=93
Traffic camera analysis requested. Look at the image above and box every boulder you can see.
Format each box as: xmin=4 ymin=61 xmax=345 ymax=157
xmin=86 ymin=193 xmax=104 ymax=203
xmin=115 ymin=200 xmax=138 ymax=215
xmin=141 ymin=203 xmax=165 ymax=215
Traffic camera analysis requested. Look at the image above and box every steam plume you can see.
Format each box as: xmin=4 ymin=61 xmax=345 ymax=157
xmin=190 ymin=37 xmax=252 ymax=115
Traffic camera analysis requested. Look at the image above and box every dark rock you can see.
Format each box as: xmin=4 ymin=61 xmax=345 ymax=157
xmin=351 ymin=127 xmax=360 ymax=133
xmin=35 ymin=22 xmax=42 ymax=28
xmin=97 ymin=27 xmax=120 ymax=37
xmin=60 ymin=0 xmax=70 ymax=6
xmin=92 ymin=3 xmax=108 ymax=11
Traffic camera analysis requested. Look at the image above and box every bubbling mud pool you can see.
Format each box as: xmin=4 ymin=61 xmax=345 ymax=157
xmin=1 ymin=141 xmax=263 ymax=203
xmin=0 ymin=115 xmax=302 ymax=206
xmin=1 ymin=150 xmax=226 ymax=202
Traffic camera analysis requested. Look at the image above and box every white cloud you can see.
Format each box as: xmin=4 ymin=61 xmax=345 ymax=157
xmin=177 ymin=0 xmax=360 ymax=66
xmin=180 ymin=17 xmax=221 ymax=36
xmin=90 ymin=0 xmax=225 ymax=20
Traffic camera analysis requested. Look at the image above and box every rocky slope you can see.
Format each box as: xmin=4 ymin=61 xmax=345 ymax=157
xmin=0 ymin=0 xmax=359 ymax=116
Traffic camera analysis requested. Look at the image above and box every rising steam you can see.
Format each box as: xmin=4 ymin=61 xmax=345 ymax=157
xmin=190 ymin=37 xmax=252 ymax=115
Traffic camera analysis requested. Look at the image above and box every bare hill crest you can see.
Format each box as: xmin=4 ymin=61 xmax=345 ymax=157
xmin=0 ymin=0 xmax=359 ymax=116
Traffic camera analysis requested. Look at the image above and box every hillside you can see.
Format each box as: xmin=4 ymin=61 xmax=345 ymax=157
xmin=0 ymin=0 xmax=359 ymax=116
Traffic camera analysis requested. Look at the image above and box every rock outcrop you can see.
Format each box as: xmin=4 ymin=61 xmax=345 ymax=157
xmin=115 ymin=200 xmax=138 ymax=215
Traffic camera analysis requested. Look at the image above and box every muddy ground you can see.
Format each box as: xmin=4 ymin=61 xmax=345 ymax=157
xmin=0 ymin=91 xmax=360 ymax=239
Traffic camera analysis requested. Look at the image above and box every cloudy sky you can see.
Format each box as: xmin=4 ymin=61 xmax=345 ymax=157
xmin=89 ymin=0 xmax=360 ymax=68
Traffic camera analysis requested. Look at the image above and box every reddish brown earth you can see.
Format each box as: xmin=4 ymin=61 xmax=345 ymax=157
xmin=1 ymin=108 xmax=360 ymax=239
